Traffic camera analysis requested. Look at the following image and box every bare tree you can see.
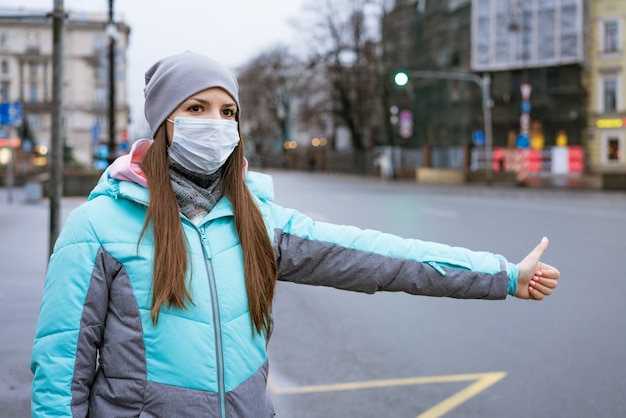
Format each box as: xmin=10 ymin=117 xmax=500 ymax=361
xmin=237 ymin=46 xmax=301 ymax=163
xmin=299 ymin=0 xmax=386 ymax=152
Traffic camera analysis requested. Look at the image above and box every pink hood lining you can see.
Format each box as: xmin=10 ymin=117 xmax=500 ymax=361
xmin=109 ymin=138 xmax=151 ymax=188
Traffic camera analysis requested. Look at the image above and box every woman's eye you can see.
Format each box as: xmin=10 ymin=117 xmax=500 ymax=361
xmin=189 ymin=105 xmax=203 ymax=113
xmin=223 ymin=109 xmax=235 ymax=118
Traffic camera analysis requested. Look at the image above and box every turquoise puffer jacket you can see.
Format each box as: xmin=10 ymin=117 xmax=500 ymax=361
xmin=31 ymin=170 xmax=517 ymax=417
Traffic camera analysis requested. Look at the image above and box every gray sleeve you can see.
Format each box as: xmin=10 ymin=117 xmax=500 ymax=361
xmin=273 ymin=230 xmax=508 ymax=300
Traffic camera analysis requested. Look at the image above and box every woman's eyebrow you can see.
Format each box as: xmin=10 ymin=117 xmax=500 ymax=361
xmin=184 ymin=97 xmax=236 ymax=108
xmin=184 ymin=97 xmax=208 ymax=105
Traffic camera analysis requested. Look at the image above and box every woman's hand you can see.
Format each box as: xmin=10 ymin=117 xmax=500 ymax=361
xmin=515 ymin=237 xmax=560 ymax=300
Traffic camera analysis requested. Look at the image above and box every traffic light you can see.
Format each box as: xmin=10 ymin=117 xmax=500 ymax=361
xmin=394 ymin=71 xmax=409 ymax=86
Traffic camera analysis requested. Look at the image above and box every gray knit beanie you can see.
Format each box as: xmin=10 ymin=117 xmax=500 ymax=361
xmin=143 ymin=51 xmax=240 ymax=136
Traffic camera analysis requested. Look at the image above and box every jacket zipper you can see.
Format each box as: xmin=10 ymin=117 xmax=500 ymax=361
xmin=197 ymin=227 xmax=227 ymax=418
xmin=116 ymin=190 xmax=228 ymax=416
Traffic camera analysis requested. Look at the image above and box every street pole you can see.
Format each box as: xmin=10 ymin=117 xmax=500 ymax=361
xmin=394 ymin=70 xmax=494 ymax=185
xmin=107 ymin=0 xmax=116 ymax=165
xmin=48 ymin=0 xmax=65 ymax=256
xmin=480 ymin=74 xmax=493 ymax=185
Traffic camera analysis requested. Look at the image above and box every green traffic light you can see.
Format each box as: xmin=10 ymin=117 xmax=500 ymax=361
xmin=394 ymin=72 xmax=409 ymax=86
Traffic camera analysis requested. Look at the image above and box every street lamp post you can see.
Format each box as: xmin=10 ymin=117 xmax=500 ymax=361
xmin=48 ymin=0 xmax=65 ymax=255
xmin=394 ymin=70 xmax=493 ymax=185
xmin=106 ymin=0 xmax=117 ymax=165
xmin=509 ymin=2 xmax=532 ymax=149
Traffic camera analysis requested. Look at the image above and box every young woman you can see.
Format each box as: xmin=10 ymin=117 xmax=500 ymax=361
xmin=31 ymin=51 xmax=559 ymax=417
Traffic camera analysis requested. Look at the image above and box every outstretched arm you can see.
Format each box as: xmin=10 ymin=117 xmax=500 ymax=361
xmin=515 ymin=237 xmax=560 ymax=300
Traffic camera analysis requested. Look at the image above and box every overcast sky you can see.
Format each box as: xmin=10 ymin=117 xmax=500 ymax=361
xmin=6 ymin=0 xmax=309 ymax=135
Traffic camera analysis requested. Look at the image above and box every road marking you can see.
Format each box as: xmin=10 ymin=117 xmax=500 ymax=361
xmin=421 ymin=207 xmax=458 ymax=219
xmin=416 ymin=372 xmax=507 ymax=418
xmin=268 ymin=371 xmax=507 ymax=418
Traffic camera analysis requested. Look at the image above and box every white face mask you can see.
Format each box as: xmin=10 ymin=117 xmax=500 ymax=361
xmin=167 ymin=117 xmax=240 ymax=174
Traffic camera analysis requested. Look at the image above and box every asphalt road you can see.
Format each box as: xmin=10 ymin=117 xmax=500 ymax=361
xmin=1 ymin=171 xmax=625 ymax=418
xmin=266 ymin=171 xmax=626 ymax=418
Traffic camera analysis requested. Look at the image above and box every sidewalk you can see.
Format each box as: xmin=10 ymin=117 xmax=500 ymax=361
xmin=0 ymin=187 xmax=84 ymax=418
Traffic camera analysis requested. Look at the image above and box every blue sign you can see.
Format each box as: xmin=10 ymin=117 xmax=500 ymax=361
xmin=0 ymin=102 xmax=23 ymax=126
xmin=516 ymin=134 xmax=530 ymax=149
xmin=92 ymin=123 xmax=101 ymax=141
xmin=472 ymin=130 xmax=485 ymax=146
xmin=521 ymin=100 xmax=531 ymax=114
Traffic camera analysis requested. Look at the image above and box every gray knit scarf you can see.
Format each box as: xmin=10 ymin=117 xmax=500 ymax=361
xmin=169 ymin=161 xmax=224 ymax=221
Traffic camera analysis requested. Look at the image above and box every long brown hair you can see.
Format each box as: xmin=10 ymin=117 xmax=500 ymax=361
xmin=140 ymin=124 xmax=277 ymax=336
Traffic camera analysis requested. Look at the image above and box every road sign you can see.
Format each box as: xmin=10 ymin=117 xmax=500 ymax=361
xmin=92 ymin=123 xmax=100 ymax=141
xmin=399 ymin=110 xmax=413 ymax=139
xmin=520 ymin=83 xmax=532 ymax=100
xmin=473 ymin=130 xmax=485 ymax=146
xmin=520 ymin=114 xmax=530 ymax=131
xmin=516 ymin=133 xmax=530 ymax=149
xmin=0 ymin=102 xmax=23 ymax=126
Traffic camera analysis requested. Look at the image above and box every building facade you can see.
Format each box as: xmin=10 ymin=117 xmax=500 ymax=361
xmin=382 ymin=0 xmax=588 ymax=172
xmin=0 ymin=7 xmax=130 ymax=168
xmin=586 ymin=0 xmax=626 ymax=172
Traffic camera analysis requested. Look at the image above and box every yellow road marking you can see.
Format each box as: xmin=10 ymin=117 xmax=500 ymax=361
xmin=268 ymin=371 xmax=507 ymax=418
xmin=416 ymin=372 xmax=507 ymax=418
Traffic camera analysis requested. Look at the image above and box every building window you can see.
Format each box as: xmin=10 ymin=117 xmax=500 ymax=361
xmin=1 ymin=60 xmax=8 ymax=74
xmin=0 ymin=32 xmax=7 ymax=48
xmin=29 ymin=62 xmax=37 ymax=77
xmin=26 ymin=30 xmax=40 ymax=50
xmin=97 ymin=114 xmax=107 ymax=129
xmin=0 ymin=81 xmax=9 ymax=101
xmin=604 ymin=135 xmax=622 ymax=163
xmin=93 ymin=34 xmax=106 ymax=54
xmin=29 ymin=83 xmax=38 ymax=103
xmin=27 ymin=114 xmax=41 ymax=130
xmin=602 ymin=77 xmax=618 ymax=113
xmin=93 ymin=86 xmax=107 ymax=108
xmin=603 ymin=21 xmax=619 ymax=53
xmin=95 ymin=62 xmax=107 ymax=82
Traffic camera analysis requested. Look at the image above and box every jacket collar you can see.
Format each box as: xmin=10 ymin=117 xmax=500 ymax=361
xmin=88 ymin=162 xmax=275 ymax=224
